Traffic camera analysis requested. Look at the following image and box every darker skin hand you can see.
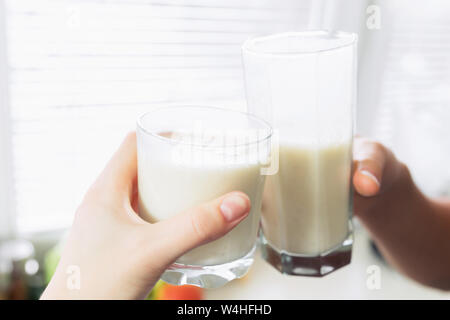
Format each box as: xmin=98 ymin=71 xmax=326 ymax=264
xmin=352 ymin=137 xmax=450 ymax=290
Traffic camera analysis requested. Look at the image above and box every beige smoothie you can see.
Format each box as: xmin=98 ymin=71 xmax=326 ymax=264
xmin=262 ymin=142 xmax=352 ymax=255
xmin=138 ymin=132 xmax=266 ymax=266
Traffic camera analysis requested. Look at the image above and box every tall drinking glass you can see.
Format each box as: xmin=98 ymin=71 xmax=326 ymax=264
xmin=136 ymin=106 xmax=272 ymax=288
xmin=242 ymin=31 xmax=357 ymax=276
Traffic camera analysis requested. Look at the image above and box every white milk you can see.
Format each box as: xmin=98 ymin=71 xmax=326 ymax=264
xmin=262 ymin=142 xmax=352 ymax=255
xmin=138 ymin=142 xmax=265 ymax=266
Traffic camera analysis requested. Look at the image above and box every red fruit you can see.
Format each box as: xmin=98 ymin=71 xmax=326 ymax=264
xmin=156 ymin=283 xmax=203 ymax=300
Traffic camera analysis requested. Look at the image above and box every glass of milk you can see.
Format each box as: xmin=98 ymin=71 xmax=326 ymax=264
xmin=136 ymin=106 xmax=272 ymax=288
xmin=242 ymin=31 xmax=357 ymax=276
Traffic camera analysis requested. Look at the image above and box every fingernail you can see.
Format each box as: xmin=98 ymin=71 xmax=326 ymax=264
xmin=360 ymin=170 xmax=380 ymax=187
xmin=220 ymin=194 xmax=250 ymax=222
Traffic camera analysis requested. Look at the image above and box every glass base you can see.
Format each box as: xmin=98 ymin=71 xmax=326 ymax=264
xmin=260 ymin=230 xmax=353 ymax=277
xmin=161 ymin=245 xmax=256 ymax=289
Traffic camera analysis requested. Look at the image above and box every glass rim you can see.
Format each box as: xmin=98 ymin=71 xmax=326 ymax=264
xmin=136 ymin=105 xmax=273 ymax=148
xmin=242 ymin=30 xmax=358 ymax=57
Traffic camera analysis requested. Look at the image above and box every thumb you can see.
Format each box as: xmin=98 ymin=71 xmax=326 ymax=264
xmin=353 ymin=138 xmax=389 ymax=197
xmin=153 ymin=192 xmax=251 ymax=262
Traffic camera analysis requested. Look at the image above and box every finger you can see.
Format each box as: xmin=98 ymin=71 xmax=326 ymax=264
xmin=88 ymin=132 xmax=137 ymax=201
xmin=153 ymin=192 xmax=251 ymax=262
xmin=353 ymin=138 xmax=388 ymax=197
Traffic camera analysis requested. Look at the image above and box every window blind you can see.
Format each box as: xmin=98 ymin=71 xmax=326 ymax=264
xmin=4 ymin=0 xmax=312 ymax=233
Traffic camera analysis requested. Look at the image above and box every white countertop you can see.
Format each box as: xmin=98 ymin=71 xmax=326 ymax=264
xmin=205 ymin=227 xmax=450 ymax=299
